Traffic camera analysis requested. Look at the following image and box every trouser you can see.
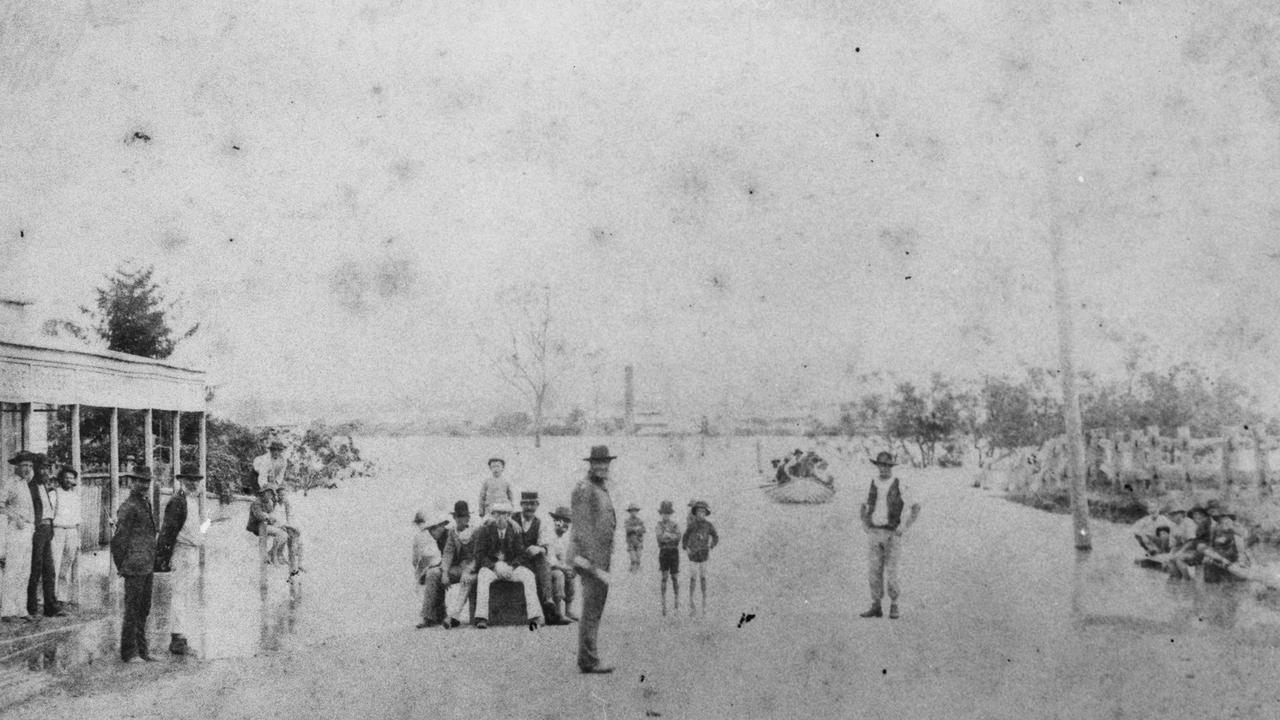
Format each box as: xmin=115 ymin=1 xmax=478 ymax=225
xmin=449 ymin=568 xmax=476 ymax=621
xmin=422 ymin=565 xmax=463 ymax=622
xmin=51 ymin=527 xmax=80 ymax=605
xmin=551 ymin=567 xmax=576 ymax=605
xmin=474 ymin=566 xmax=541 ymax=621
xmin=577 ymin=572 xmax=609 ymax=670
xmin=1 ymin=528 xmax=32 ymax=617
xmin=867 ymin=528 xmax=901 ymax=605
xmin=522 ymin=554 xmax=554 ymax=607
xmin=27 ymin=523 xmax=57 ymax=616
xmin=627 ymin=542 xmax=642 ymax=570
xmin=121 ymin=574 xmax=154 ymax=660
xmin=169 ymin=546 xmax=199 ymax=636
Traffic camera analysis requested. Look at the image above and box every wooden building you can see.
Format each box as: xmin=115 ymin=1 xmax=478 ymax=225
xmin=0 ymin=297 xmax=207 ymax=548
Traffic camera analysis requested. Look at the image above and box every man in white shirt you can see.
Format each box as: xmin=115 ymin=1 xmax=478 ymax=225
xmin=50 ymin=467 xmax=82 ymax=608
xmin=1131 ymin=503 xmax=1170 ymax=556
xmin=859 ymin=452 xmax=921 ymax=620
xmin=252 ymin=440 xmax=290 ymax=493
xmin=166 ymin=474 xmax=205 ymax=655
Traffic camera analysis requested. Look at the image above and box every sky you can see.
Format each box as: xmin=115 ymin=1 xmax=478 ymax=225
xmin=2 ymin=0 xmax=1280 ymax=425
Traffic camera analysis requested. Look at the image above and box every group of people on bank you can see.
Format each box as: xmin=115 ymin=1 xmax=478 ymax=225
xmin=1132 ymin=498 xmax=1254 ymax=583
xmin=0 ymin=451 xmax=81 ymax=622
xmin=409 ymin=446 xmax=734 ymax=674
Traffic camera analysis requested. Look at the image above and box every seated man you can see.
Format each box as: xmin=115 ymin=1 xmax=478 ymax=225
xmin=1131 ymin=502 xmax=1169 ymax=556
xmin=547 ymin=505 xmax=578 ymax=622
xmin=472 ymin=503 xmax=543 ymax=630
xmin=442 ymin=501 xmax=478 ymax=627
xmin=248 ymin=487 xmax=289 ymax=565
xmin=1201 ymin=506 xmax=1251 ymax=584
xmin=515 ymin=491 xmax=568 ymax=624
xmin=413 ymin=510 xmax=451 ymax=628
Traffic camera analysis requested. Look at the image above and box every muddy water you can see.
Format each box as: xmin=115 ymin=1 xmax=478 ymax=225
xmin=4 ymin=435 xmax=1280 ymax=711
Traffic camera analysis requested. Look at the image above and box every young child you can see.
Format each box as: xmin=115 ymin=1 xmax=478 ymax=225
xmin=682 ymin=499 xmax=718 ymax=617
xmin=655 ymin=500 xmax=681 ymax=616
xmin=625 ymin=503 xmax=645 ymax=572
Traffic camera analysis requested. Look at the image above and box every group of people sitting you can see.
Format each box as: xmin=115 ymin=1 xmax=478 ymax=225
xmin=1133 ymin=499 xmax=1253 ymax=583
xmin=769 ymin=449 xmax=832 ymax=486
xmin=411 ymin=489 xmax=577 ymax=631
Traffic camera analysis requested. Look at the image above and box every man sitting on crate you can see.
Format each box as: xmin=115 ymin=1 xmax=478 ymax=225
xmin=471 ymin=502 xmax=543 ymax=630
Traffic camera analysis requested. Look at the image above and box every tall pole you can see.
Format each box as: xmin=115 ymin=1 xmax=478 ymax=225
xmin=1047 ymin=137 xmax=1092 ymax=551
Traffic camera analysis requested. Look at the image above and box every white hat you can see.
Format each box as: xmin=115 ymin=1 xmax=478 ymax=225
xmin=431 ymin=511 xmax=453 ymax=528
xmin=490 ymin=502 xmax=515 ymax=514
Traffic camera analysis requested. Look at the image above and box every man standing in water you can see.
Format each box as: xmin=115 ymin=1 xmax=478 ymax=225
xmin=859 ymin=451 xmax=921 ymax=620
xmin=570 ymin=445 xmax=617 ymax=674
xmin=111 ymin=469 xmax=158 ymax=662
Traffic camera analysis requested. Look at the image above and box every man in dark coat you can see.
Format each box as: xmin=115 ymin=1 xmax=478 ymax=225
xmin=471 ymin=503 xmax=543 ymax=630
xmin=571 ymin=445 xmax=618 ymax=674
xmin=110 ymin=469 xmax=158 ymax=662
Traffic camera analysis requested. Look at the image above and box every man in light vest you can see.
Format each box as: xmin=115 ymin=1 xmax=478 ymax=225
xmin=859 ymin=451 xmax=921 ymax=620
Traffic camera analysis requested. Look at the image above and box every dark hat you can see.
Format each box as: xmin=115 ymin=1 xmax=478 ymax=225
xmin=584 ymin=446 xmax=616 ymax=462
xmin=1188 ymin=505 xmax=1208 ymax=517
xmin=58 ymin=466 xmax=80 ymax=478
xmin=659 ymin=500 xmax=675 ymax=514
xmin=453 ymin=500 xmax=471 ymax=518
xmin=688 ymin=499 xmax=710 ymax=515
xmin=549 ymin=506 xmax=572 ymax=522
xmin=520 ymin=491 xmax=539 ymax=503
xmin=258 ymin=485 xmax=277 ymax=496
xmin=124 ymin=466 xmax=153 ymax=482
xmin=7 ymin=450 xmax=40 ymax=466
xmin=487 ymin=457 xmax=505 ymax=467
xmin=269 ymin=439 xmax=286 ymax=450
xmin=793 ymin=449 xmax=804 ymax=456
xmin=626 ymin=502 xmax=640 ymax=512
xmin=871 ymin=451 xmax=897 ymax=467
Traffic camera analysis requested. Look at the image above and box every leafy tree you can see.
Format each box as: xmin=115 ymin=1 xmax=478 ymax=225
xmin=80 ymin=264 xmax=198 ymax=358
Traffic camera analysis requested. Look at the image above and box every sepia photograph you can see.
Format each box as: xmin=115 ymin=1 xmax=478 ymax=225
xmin=3 ymin=1 xmax=1280 ymax=718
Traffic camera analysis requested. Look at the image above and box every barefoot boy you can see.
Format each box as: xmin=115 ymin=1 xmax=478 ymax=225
xmin=682 ymin=500 xmax=718 ymax=617
xmin=655 ymin=500 xmax=681 ymax=615
xmin=624 ymin=503 xmax=645 ymax=572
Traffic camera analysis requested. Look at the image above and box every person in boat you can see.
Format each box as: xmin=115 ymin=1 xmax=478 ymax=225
xmin=1131 ymin=502 xmax=1170 ymax=556
xmin=772 ymin=459 xmax=788 ymax=485
xmin=1201 ymin=506 xmax=1251 ymax=584
xmin=785 ymin=450 xmax=805 ymax=478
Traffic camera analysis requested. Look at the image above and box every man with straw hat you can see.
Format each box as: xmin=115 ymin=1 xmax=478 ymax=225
xmin=1 ymin=451 xmax=39 ymax=620
xmin=571 ymin=445 xmax=618 ymax=674
xmin=858 ymin=451 xmax=921 ymax=620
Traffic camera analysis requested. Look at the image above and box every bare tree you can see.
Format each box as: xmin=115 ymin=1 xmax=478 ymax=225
xmin=490 ymin=283 xmax=571 ymax=448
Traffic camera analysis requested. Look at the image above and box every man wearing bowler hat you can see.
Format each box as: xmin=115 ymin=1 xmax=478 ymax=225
xmin=859 ymin=451 xmax=921 ymax=620
xmin=516 ymin=490 xmax=569 ymax=624
xmin=111 ymin=468 xmax=158 ymax=661
xmin=571 ymin=445 xmax=618 ymax=673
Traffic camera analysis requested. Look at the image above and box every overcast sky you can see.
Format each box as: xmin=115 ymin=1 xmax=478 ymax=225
xmin=2 ymin=0 xmax=1279 ymax=424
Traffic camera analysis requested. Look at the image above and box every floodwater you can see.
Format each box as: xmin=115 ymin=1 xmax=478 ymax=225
xmin=5 ymin=435 xmax=1280 ymax=712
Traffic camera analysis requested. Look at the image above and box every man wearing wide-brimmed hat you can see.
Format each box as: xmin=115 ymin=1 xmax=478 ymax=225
xmin=111 ymin=467 xmax=159 ymax=662
xmin=858 ymin=451 xmax=921 ymax=620
xmin=1 ymin=451 xmax=39 ymax=620
xmin=547 ymin=505 xmax=578 ymax=623
xmin=571 ymin=445 xmax=618 ymax=674
xmin=251 ymin=438 xmax=290 ymax=495
xmin=413 ymin=509 xmax=451 ymax=628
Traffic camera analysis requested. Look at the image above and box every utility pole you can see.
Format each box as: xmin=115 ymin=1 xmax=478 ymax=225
xmin=1047 ymin=137 xmax=1092 ymax=551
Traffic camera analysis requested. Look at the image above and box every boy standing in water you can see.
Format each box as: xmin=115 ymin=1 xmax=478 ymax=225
xmin=682 ymin=500 xmax=718 ymax=617
xmin=655 ymin=500 xmax=681 ymax=616
xmin=624 ymin=503 xmax=645 ymax=572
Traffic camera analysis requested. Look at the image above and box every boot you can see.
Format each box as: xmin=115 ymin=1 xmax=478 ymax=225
xmin=859 ymin=604 xmax=883 ymax=618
